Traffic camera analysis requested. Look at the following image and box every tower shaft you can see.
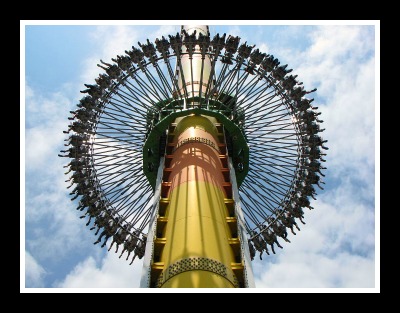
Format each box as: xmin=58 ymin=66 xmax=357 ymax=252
xmin=157 ymin=115 xmax=239 ymax=287
xmin=141 ymin=25 xmax=252 ymax=288
xmin=177 ymin=25 xmax=213 ymax=102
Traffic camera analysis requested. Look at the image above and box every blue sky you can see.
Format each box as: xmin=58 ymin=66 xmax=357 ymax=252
xmin=22 ymin=20 xmax=379 ymax=292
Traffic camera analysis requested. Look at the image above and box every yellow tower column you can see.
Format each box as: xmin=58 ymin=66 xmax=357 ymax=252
xmin=156 ymin=114 xmax=239 ymax=288
xmin=143 ymin=25 xmax=245 ymax=288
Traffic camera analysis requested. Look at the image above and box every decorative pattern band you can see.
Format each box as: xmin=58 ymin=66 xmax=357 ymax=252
xmin=173 ymin=136 xmax=220 ymax=153
xmin=156 ymin=257 xmax=238 ymax=287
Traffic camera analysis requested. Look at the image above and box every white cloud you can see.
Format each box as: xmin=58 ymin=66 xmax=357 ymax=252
xmin=149 ymin=25 xmax=180 ymax=41
xmin=25 ymin=81 xmax=95 ymax=261
xmin=55 ymin=250 xmax=143 ymax=288
xmin=254 ymin=251 xmax=374 ymax=288
xmin=282 ymin=26 xmax=376 ymax=184
xmin=26 ymin=202 xmax=91 ymax=261
xmin=79 ymin=26 xmax=140 ymax=86
xmin=319 ymin=57 xmax=375 ymax=175
xmin=252 ymin=177 xmax=375 ymax=288
xmin=25 ymin=81 xmax=76 ymax=171
xmin=25 ymin=83 xmax=73 ymax=127
xmin=91 ymin=25 xmax=140 ymax=58
xmin=257 ymin=43 xmax=269 ymax=55
xmin=81 ymin=25 xmax=180 ymax=87
xmin=25 ymin=251 xmax=46 ymax=288
xmin=307 ymin=26 xmax=374 ymax=63
xmin=25 ymin=126 xmax=65 ymax=170
xmin=225 ymin=25 xmax=242 ymax=38
xmin=243 ymin=26 xmax=377 ymax=291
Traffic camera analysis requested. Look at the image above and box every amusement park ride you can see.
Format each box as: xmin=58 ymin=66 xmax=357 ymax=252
xmin=59 ymin=25 xmax=327 ymax=288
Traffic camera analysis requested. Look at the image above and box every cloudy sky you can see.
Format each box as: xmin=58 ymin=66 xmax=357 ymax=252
xmin=22 ymin=20 xmax=379 ymax=292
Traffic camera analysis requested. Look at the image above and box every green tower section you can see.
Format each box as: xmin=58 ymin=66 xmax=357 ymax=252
xmin=143 ymin=95 xmax=249 ymax=189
